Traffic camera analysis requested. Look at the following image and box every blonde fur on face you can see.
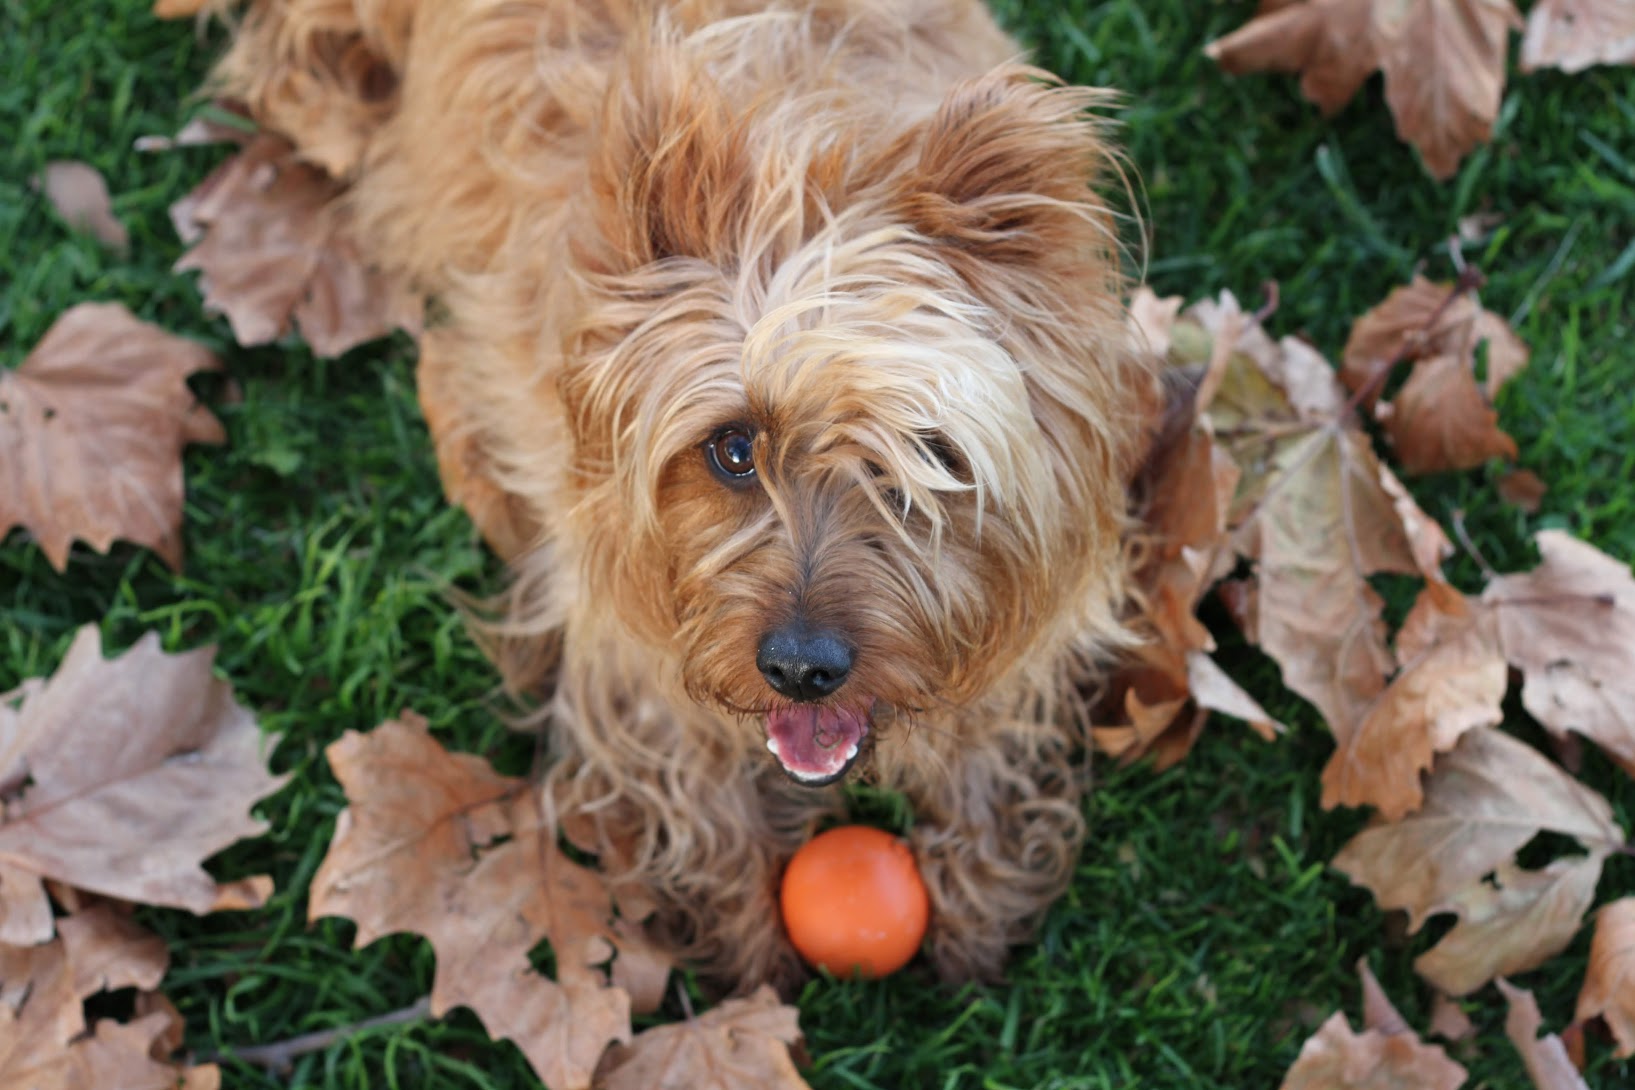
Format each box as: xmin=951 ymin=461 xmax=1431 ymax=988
xmin=215 ymin=0 xmax=1158 ymax=989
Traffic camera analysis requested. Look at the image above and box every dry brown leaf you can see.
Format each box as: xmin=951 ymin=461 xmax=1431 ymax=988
xmin=0 ymin=303 xmax=223 ymax=571
xmin=1413 ymin=857 xmax=1604 ymax=995
xmin=34 ymin=161 xmax=129 ymax=253
xmin=1499 ymin=979 xmax=1591 ymax=1090
xmin=1334 ymin=728 xmax=1621 ymax=995
xmin=1575 ymin=897 xmax=1635 ymax=1058
xmin=1520 ymin=0 xmax=1635 ymax=72
xmin=1093 ymin=321 xmax=1276 ymax=768
xmin=1091 ymin=690 xmax=1191 ymax=765
xmin=595 ymin=986 xmax=812 ymax=1090
xmin=1187 ymin=651 xmax=1284 ymax=741
xmin=1201 ymin=303 xmax=1450 ymax=736
xmin=1341 ymin=276 xmax=1529 ymax=473
xmin=310 ymin=713 xmax=672 ymax=1090
xmin=1485 ymin=530 xmax=1635 ymax=775
xmin=173 ymin=133 xmax=420 ymax=358
xmin=1128 ymin=286 xmax=1185 ymax=361
xmin=1140 ymin=291 xmax=1454 ymax=744
xmin=2 ymin=1010 xmax=219 ymax=1090
xmin=0 ymin=905 xmax=213 ymax=1089
xmin=1277 ymin=1012 xmax=1467 ymax=1089
xmin=0 ymin=626 xmax=283 ymax=944
xmin=1380 ymin=0 xmax=1521 ymax=179
xmin=1355 ymin=959 xmax=1409 ymax=1035
xmin=1429 ymin=994 xmax=1476 ymax=1042
xmin=1380 ymin=353 xmax=1518 ymax=474
xmin=1498 ymin=468 xmax=1548 ymax=513
xmin=1342 ymin=276 xmax=1529 ymax=405
xmin=1320 ymin=589 xmax=1506 ymax=820
xmin=1205 ymin=0 xmax=1523 ymax=179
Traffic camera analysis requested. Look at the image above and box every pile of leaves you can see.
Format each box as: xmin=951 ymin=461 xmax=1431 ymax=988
xmin=1103 ymin=277 xmax=1635 ymax=1085
xmin=3 ymin=0 xmax=1633 ymax=1086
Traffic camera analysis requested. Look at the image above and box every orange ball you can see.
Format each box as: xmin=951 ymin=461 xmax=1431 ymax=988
xmin=780 ymin=825 xmax=930 ymax=979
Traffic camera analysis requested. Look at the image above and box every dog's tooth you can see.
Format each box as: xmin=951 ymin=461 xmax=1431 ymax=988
xmin=766 ymin=738 xmax=781 ymax=756
xmin=844 ymin=742 xmax=858 ymax=761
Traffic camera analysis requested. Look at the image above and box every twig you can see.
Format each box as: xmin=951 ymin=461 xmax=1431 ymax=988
xmin=204 ymin=997 xmax=434 ymax=1075
xmin=1450 ymin=509 xmax=1497 ymax=581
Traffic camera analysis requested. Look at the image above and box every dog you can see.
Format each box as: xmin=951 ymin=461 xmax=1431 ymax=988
xmin=210 ymin=0 xmax=1159 ymax=991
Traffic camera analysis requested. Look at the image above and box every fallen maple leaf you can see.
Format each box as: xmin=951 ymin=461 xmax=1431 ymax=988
xmin=34 ymin=161 xmax=129 ymax=253
xmin=1278 ymin=961 xmax=1466 ymax=1089
xmin=0 ymin=626 xmax=283 ymax=944
xmin=1574 ymin=897 xmax=1635 ymax=1058
xmin=1334 ymin=728 xmax=1622 ymax=995
xmin=1484 ymin=530 xmax=1635 ymax=776
xmin=1190 ymin=292 xmax=1451 ymax=737
xmin=1414 ymin=856 xmax=1604 ymax=996
xmin=595 ymin=986 xmax=812 ymax=1090
xmin=1343 ymin=276 xmax=1529 ymax=474
xmin=0 ymin=904 xmax=219 ymax=1089
xmin=1206 ymin=0 xmax=1524 ymax=179
xmin=1342 ymin=276 xmax=1529 ymax=405
xmin=1380 ymin=353 xmax=1517 ymax=474
xmin=1320 ymin=588 xmax=1506 ymax=820
xmin=310 ymin=713 xmax=671 ymax=1090
xmin=1499 ymin=979 xmax=1591 ymax=1090
xmin=0 ymin=303 xmax=223 ymax=571
xmin=1520 ymin=0 xmax=1635 ymax=72
xmin=173 ymin=132 xmax=420 ymax=358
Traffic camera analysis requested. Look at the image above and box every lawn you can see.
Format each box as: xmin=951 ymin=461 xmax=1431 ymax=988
xmin=3 ymin=0 xmax=1632 ymax=1086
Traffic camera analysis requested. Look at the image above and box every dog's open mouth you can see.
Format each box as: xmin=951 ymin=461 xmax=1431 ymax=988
xmin=764 ymin=705 xmax=870 ymax=786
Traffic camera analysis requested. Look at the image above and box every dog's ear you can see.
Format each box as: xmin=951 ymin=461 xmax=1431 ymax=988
xmin=580 ymin=45 xmax=755 ymax=271
xmin=888 ymin=68 xmax=1120 ymax=270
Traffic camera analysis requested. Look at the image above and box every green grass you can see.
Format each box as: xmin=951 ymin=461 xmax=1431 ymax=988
xmin=3 ymin=0 xmax=1632 ymax=1086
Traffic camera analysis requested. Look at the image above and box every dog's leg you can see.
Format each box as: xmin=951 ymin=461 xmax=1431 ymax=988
xmin=900 ymin=724 xmax=1086 ymax=982
xmin=547 ymin=733 xmax=842 ymax=996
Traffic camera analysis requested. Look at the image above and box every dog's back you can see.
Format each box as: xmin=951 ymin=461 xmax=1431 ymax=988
xmin=213 ymin=0 xmax=1020 ymax=291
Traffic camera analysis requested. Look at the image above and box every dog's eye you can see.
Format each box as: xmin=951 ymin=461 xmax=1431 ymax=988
xmin=923 ymin=434 xmax=968 ymax=482
xmin=706 ymin=426 xmax=757 ymax=483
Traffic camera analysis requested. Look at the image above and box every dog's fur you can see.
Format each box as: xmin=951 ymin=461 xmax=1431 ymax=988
xmin=212 ymin=0 xmax=1158 ymax=990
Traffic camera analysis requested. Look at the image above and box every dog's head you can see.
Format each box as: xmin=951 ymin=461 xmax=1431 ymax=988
xmin=558 ymin=58 xmax=1152 ymax=784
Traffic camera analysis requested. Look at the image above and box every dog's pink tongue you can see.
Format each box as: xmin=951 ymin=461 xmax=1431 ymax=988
xmin=765 ymin=706 xmax=869 ymax=784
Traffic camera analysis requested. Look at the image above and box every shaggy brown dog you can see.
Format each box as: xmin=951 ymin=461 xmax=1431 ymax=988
xmin=212 ymin=0 xmax=1158 ymax=990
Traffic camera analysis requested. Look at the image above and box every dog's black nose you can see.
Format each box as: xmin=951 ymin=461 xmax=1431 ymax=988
xmin=757 ymin=624 xmax=853 ymax=702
